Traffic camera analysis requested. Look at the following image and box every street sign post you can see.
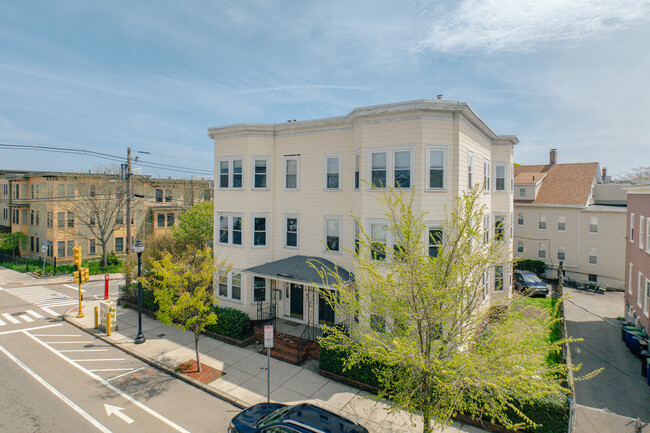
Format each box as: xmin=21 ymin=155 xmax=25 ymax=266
xmin=40 ymin=241 xmax=51 ymax=276
xmin=264 ymin=325 xmax=273 ymax=403
xmin=105 ymin=274 xmax=109 ymax=300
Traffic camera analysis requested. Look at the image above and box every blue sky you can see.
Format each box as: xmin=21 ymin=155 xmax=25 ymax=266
xmin=1 ymin=0 xmax=649 ymax=177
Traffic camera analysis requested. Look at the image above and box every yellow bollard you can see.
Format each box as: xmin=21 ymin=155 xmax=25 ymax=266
xmin=94 ymin=306 xmax=98 ymax=329
xmin=107 ymin=312 xmax=112 ymax=336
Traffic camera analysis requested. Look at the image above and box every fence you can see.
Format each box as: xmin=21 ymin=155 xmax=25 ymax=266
xmin=0 ymin=253 xmax=59 ymax=275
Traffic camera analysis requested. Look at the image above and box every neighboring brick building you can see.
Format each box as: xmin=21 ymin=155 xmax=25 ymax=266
xmin=624 ymin=185 xmax=650 ymax=332
xmin=0 ymin=170 xmax=212 ymax=263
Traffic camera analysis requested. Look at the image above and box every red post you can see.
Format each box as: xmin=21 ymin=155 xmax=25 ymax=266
xmin=104 ymin=274 xmax=109 ymax=300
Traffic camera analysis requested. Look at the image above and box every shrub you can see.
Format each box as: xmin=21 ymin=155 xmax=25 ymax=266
xmin=516 ymin=259 xmax=547 ymax=277
xmin=107 ymin=251 xmax=120 ymax=267
xmin=205 ymin=306 xmax=252 ymax=340
xmin=319 ymin=345 xmax=387 ymax=388
xmin=120 ymin=283 xmax=157 ymax=312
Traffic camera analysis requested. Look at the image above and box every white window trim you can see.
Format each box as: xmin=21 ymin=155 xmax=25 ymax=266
xmin=539 ymin=214 xmax=547 ymax=230
xmin=284 ymin=214 xmax=299 ymax=249
xmin=218 ymin=214 xmax=244 ymax=247
xmin=630 ymin=213 xmax=635 ymax=242
xmin=646 ymin=218 xmax=650 ymax=253
xmin=494 ymin=162 xmax=508 ymax=192
xmin=323 ymin=153 xmax=342 ymax=191
xmin=638 ymin=273 xmax=644 ymax=308
xmin=425 ymin=145 xmax=448 ymax=191
xmin=426 ymin=223 xmax=444 ymax=257
xmin=483 ymin=159 xmax=491 ymax=194
xmin=628 ymin=263 xmax=633 ymax=294
xmin=644 ymin=277 xmax=649 ymax=317
xmin=284 ymin=155 xmax=301 ymax=191
xmin=538 ymin=242 xmax=546 ymax=259
xmin=517 ymin=240 xmax=524 ymax=253
xmin=518 ymin=188 xmax=526 ymax=198
xmin=557 ymin=247 xmax=566 ymax=261
xmin=218 ymin=270 xmax=243 ymax=303
xmin=588 ymin=248 xmax=597 ymax=265
xmin=640 ymin=216 xmax=645 ymax=250
xmin=367 ymin=147 xmax=415 ymax=190
xmin=368 ymin=219 xmax=389 ymax=261
xmin=251 ymin=213 xmax=269 ymax=248
xmin=467 ymin=150 xmax=473 ymax=191
xmin=494 ymin=213 xmax=507 ymax=240
xmin=558 ymin=216 xmax=566 ymax=232
xmin=251 ymin=156 xmax=270 ymax=190
xmin=494 ymin=265 xmax=505 ymax=292
xmin=517 ymin=213 xmax=524 ymax=226
xmin=353 ymin=152 xmax=360 ymax=190
xmin=217 ymin=156 xmax=244 ymax=190
xmin=589 ymin=216 xmax=599 ymax=234
xmin=323 ymin=215 xmax=343 ymax=253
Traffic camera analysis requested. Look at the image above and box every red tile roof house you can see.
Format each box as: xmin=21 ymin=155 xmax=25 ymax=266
xmin=513 ymin=149 xmax=628 ymax=289
xmin=624 ymin=185 xmax=650 ymax=332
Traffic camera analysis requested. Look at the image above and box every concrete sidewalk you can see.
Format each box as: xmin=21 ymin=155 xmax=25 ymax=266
xmin=66 ymin=299 xmax=487 ymax=433
xmin=0 ymin=265 xmax=122 ymax=286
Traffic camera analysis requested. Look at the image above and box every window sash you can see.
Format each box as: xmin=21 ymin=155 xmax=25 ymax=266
xmin=286 ymin=217 xmax=298 ymax=247
xmin=589 ymin=216 xmax=598 ymax=233
xmin=588 ymin=248 xmax=597 ymax=265
xmin=428 ymin=228 xmax=443 ymax=258
xmin=494 ymin=266 xmax=504 ymax=291
xmin=254 ymin=159 xmax=267 ymax=189
xmin=285 ymin=158 xmax=299 ymax=189
xmin=254 ymin=276 xmax=266 ymax=302
xmin=325 ymin=218 xmax=340 ymax=251
xmin=157 ymin=214 xmax=166 ymax=228
xmin=495 ymin=164 xmax=506 ymax=191
xmin=394 ymin=151 xmax=411 ymax=188
xmin=370 ymin=223 xmax=387 ymax=261
xmin=517 ymin=241 xmax=524 ymax=253
xmin=371 ymin=152 xmax=387 ymax=188
xmin=254 ymin=217 xmax=267 ymax=246
xmin=354 ymin=154 xmax=360 ymax=189
xmin=428 ymin=149 xmax=445 ymax=189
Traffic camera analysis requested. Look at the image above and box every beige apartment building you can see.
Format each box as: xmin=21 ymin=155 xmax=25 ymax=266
xmin=209 ymin=99 xmax=517 ymax=330
xmin=0 ymin=170 xmax=212 ymax=263
xmin=513 ymin=150 xmax=627 ymax=289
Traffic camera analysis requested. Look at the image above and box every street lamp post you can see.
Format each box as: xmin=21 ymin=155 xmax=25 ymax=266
xmin=133 ymin=240 xmax=146 ymax=344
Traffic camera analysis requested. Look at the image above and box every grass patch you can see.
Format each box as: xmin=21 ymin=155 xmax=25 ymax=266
xmin=0 ymin=258 xmax=123 ymax=276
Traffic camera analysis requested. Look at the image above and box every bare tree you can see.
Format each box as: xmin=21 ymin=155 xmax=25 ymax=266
xmin=617 ymin=166 xmax=650 ymax=182
xmin=63 ymin=168 xmax=127 ymax=268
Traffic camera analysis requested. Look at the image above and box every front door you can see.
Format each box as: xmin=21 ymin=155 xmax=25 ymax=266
xmin=319 ymin=289 xmax=335 ymax=325
xmin=290 ymin=283 xmax=304 ymax=319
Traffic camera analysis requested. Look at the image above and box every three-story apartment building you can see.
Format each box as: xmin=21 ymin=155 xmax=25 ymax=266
xmin=513 ymin=150 xmax=627 ymax=288
xmin=209 ymin=99 xmax=517 ymax=329
xmin=0 ymin=170 xmax=212 ymax=263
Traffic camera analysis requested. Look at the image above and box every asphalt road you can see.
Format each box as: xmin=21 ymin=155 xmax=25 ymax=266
xmin=0 ymin=285 xmax=241 ymax=432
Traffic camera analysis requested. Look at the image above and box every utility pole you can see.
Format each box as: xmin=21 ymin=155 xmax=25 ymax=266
xmin=126 ymin=147 xmax=132 ymax=254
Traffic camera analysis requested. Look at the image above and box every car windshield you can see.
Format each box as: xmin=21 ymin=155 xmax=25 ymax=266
xmin=521 ymin=273 xmax=542 ymax=284
xmin=256 ymin=406 xmax=294 ymax=428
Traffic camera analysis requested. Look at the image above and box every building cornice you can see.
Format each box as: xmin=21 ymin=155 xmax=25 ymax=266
xmin=208 ymin=99 xmax=519 ymax=146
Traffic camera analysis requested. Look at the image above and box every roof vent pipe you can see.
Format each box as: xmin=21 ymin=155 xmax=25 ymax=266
xmin=549 ymin=148 xmax=557 ymax=165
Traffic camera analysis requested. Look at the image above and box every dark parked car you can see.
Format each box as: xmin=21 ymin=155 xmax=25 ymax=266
xmin=513 ymin=270 xmax=549 ymax=297
xmin=229 ymin=402 xmax=369 ymax=433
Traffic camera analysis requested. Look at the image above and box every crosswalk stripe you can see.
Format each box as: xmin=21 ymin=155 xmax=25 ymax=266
xmin=1 ymin=313 xmax=21 ymax=324
xmin=41 ymin=307 xmax=59 ymax=317
xmin=0 ymin=318 xmax=6 ymax=326
xmin=26 ymin=310 xmax=45 ymax=319
xmin=19 ymin=315 xmax=34 ymax=323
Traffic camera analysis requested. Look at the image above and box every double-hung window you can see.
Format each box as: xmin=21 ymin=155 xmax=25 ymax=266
xmin=558 ymin=247 xmax=566 ymax=261
xmin=483 ymin=215 xmax=490 ymax=243
xmin=638 ymin=273 xmax=644 ymax=307
xmin=369 ymin=222 xmax=387 ymax=261
xmin=219 ymin=214 xmax=242 ymax=246
xmin=155 ymin=189 xmax=163 ymax=203
xmin=517 ymin=213 xmax=524 ymax=226
xmin=467 ymin=151 xmax=473 ymax=190
xmin=252 ymin=157 xmax=269 ymax=189
xmin=428 ymin=226 xmax=443 ymax=258
xmin=640 ymin=216 xmax=645 ymax=250
xmin=517 ymin=241 xmax=524 ymax=253
xmin=354 ymin=153 xmax=360 ymax=190
xmin=539 ymin=214 xmax=547 ymax=230
xmin=494 ymin=215 xmax=506 ymax=241
xmin=353 ymin=220 xmax=360 ymax=254
xmin=494 ymin=266 xmax=504 ymax=291
xmin=324 ymin=217 xmax=341 ymax=252
xmin=558 ymin=216 xmax=566 ymax=231
xmin=484 ymin=159 xmax=491 ymax=193
xmin=284 ymin=156 xmax=300 ymax=190
xmin=89 ymin=239 xmax=96 ymax=255
xmin=645 ymin=278 xmax=650 ymax=316
xmin=67 ymin=212 xmax=74 ymax=228
xmin=157 ymin=214 xmax=165 ymax=228
xmin=166 ymin=213 xmax=175 ymax=227
xmin=370 ymin=151 xmax=387 ymax=188
xmin=427 ymin=146 xmax=446 ymax=190
xmin=324 ymin=155 xmax=341 ymax=189
xmin=495 ymin=163 xmax=506 ymax=191
xmin=630 ymin=213 xmax=635 ymax=242
xmin=646 ymin=218 xmax=650 ymax=253
xmin=114 ymin=237 xmax=123 ymax=253
xmin=394 ymin=150 xmax=411 ymax=188
xmin=66 ymin=241 xmax=74 ymax=256
xmin=252 ymin=215 xmax=268 ymax=247
xmin=285 ymin=216 xmax=298 ymax=248
xmin=629 ymin=263 xmax=633 ymax=294
xmin=219 ymin=158 xmax=243 ymax=189
xmin=589 ymin=216 xmax=598 ymax=234
xmin=254 ymin=276 xmax=266 ymax=302
xmin=219 ymin=271 xmax=242 ymax=301
xmin=588 ymin=248 xmax=597 ymax=265
xmin=538 ymin=242 xmax=546 ymax=259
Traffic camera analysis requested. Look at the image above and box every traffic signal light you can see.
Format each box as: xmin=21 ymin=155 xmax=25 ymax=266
xmin=72 ymin=246 xmax=82 ymax=268
xmin=73 ymin=271 xmax=80 ymax=284
xmin=81 ymin=267 xmax=89 ymax=283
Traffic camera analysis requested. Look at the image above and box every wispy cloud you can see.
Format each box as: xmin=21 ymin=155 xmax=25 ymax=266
xmin=418 ymin=0 xmax=650 ymax=53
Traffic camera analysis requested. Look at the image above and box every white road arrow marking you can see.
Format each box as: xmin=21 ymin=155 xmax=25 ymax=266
xmin=104 ymin=404 xmax=134 ymax=424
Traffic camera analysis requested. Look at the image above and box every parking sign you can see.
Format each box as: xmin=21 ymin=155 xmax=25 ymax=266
xmin=264 ymin=325 xmax=273 ymax=348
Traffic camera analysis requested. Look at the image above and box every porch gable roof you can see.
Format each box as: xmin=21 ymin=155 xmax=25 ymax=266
xmin=243 ymin=255 xmax=353 ymax=288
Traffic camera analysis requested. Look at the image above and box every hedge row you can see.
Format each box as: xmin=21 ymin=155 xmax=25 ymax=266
xmin=119 ymin=286 xmax=253 ymax=340
xmin=319 ymin=346 xmax=569 ymax=433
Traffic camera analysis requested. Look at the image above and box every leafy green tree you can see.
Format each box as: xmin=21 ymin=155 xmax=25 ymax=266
xmin=147 ymin=247 xmax=229 ymax=372
xmin=315 ymin=186 xmax=571 ymax=433
xmin=0 ymin=232 xmax=27 ymax=257
xmin=173 ymin=201 xmax=213 ymax=249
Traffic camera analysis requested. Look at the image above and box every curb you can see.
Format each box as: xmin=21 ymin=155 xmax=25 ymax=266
xmin=62 ymin=311 xmax=247 ymax=410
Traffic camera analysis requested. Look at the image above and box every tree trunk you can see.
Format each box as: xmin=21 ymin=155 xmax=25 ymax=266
xmin=195 ymin=331 xmax=201 ymax=372
xmin=422 ymin=411 xmax=432 ymax=433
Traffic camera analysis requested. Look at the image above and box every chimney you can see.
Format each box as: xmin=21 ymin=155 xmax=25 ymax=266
xmin=602 ymin=167 xmax=607 ymax=180
xmin=549 ymin=148 xmax=557 ymax=165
